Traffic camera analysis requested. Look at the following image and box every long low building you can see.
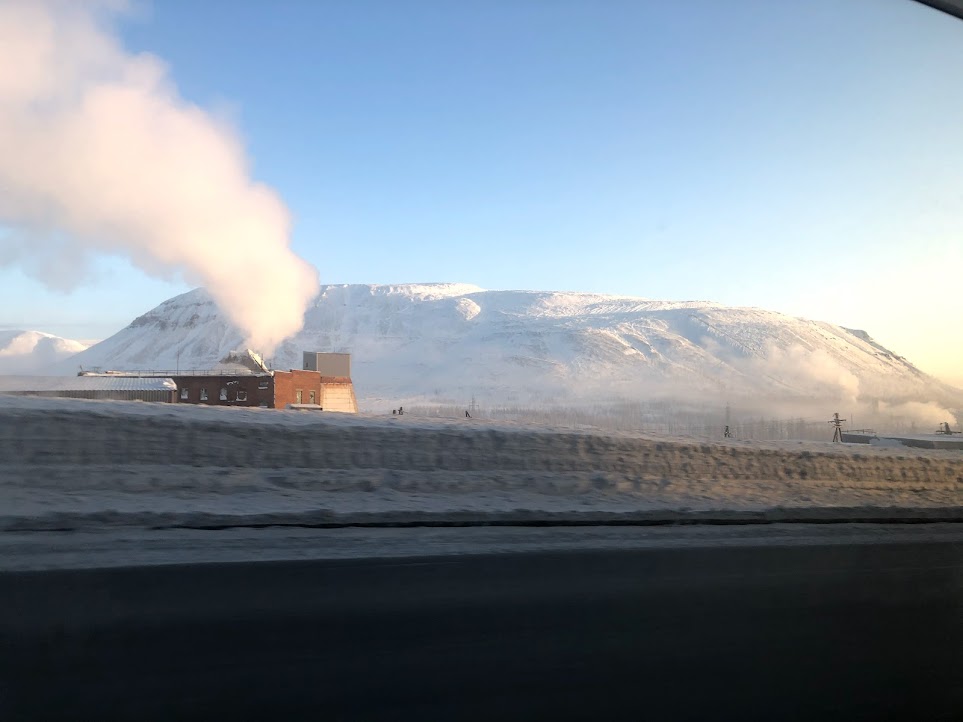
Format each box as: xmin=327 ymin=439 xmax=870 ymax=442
xmin=167 ymin=369 xmax=357 ymax=412
xmin=0 ymin=375 xmax=177 ymax=403
xmin=75 ymin=350 xmax=359 ymax=412
xmin=841 ymin=431 xmax=963 ymax=451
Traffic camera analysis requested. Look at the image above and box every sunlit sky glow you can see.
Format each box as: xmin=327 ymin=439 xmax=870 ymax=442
xmin=1 ymin=0 xmax=961 ymax=385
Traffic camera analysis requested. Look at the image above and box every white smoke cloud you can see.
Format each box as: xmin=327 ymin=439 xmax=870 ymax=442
xmin=877 ymin=401 xmax=959 ymax=428
xmin=743 ymin=343 xmax=861 ymax=404
xmin=0 ymin=0 xmax=319 ymax=354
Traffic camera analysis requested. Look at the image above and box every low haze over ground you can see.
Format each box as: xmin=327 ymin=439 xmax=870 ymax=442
xmin=0 ymin=0 xmax=960 ymax=385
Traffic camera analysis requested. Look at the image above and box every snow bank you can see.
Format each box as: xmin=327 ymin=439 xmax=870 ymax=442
xmin=1 ymin=396 xmax=961 ymax=532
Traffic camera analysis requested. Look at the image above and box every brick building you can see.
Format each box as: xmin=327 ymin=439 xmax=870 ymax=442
xmin=82 ymin=351 xmax=358 ymax=412
xmin=272 ymin=368 xmax=357 ymax=411
xmin=174 ymin=372 xmax=273 ymax=407
xmin=173 ymin=369 xmax=356 ymax=411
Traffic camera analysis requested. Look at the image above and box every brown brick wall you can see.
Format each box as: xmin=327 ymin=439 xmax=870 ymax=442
xmin=173 ymin=375 xmax=273 ymax=407
xmin=273 ymin=369 xmax=323 ymax=408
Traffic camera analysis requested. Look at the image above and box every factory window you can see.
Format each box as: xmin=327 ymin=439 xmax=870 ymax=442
xmin=309 ymin=391 xmax=316 ymax=405
xmin=219 ymin=387 xmax=228 ymax=401
xmin=180 ymin=388 xmax=188 ymax=400
xmin=236 ymin=390 xmax=248 ymax=402
xmin=258 ymin=379 xmax=269 ymax=389
xmin=295 ymin=389 xmax=303 ymax=404
xmin=200 ymin=388 xmax=208 ymax=401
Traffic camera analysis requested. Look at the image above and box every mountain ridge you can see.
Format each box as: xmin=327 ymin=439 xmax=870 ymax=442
xmin=55 ymin=283 xmax=961 ymax=425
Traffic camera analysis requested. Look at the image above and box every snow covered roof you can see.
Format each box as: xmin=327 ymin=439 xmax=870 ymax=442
xmin=215 ymin=349 xmax=269 ymax=373
xmin=0 ymin=375 xmax=176 ymax=392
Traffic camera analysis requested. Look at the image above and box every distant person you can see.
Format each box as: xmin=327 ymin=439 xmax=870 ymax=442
xmin=465 ymin=410 xmax=471 ymax=418
xmin=398 ymin=406 xmax=404 ymax=415
xmin=724 ymin=425 xmax=731 ymax=438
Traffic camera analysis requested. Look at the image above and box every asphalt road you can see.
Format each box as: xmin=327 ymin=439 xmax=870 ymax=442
xmin=2 ymin=541 xmax=962 ymax=721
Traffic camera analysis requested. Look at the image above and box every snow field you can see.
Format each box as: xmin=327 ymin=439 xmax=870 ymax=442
xmin=2 ymin=396 xmax=962 ymax=531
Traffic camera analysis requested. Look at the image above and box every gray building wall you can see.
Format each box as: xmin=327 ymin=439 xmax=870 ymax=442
xmin=303 ymin=352 xmax=351 ymax=377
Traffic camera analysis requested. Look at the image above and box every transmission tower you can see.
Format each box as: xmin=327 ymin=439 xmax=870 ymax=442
xmin=828 ymin=412 xmax=846 ymax=443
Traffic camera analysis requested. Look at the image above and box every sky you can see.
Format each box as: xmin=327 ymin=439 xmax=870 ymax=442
xmin=1 ymin=0 xmax=961 ymax=385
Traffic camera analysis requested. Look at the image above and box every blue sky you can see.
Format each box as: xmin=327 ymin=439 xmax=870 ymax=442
xmin=2 ymin=0 xmax=961 ymax=384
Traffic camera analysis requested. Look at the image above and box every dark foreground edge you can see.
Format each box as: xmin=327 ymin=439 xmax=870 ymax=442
xmin=915 ymin=0 xmax=963 ymax=22
xmin=2 ymin=542 xmax=962 ymax=721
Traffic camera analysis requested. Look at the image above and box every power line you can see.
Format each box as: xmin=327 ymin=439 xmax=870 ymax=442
xmin=828 ymin=412 xmax=846 ymax=443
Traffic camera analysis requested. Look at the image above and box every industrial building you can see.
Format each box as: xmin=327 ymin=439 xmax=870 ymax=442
xmin=76 ymin=350 xmax=358 ymax=412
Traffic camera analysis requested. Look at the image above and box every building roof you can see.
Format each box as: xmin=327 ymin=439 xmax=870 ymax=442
xmin=0 ymin=376 xmax=177 ymax=392
xmin=216 ymin=349 xmax=269 ymax=373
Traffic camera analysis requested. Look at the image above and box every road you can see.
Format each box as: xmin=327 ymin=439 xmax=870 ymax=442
xmin=2 ymin=541 xmax=962 ymax=720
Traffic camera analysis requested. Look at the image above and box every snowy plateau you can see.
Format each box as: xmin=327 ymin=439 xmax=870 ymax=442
xmin=54 ymin=283 xmax=961 ymax=423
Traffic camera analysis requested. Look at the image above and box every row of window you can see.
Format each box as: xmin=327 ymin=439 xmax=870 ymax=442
xmin=179 ymin=387 xmax=249 ymax=402
xmin=175 ymin=381 xmax=317 ymax=405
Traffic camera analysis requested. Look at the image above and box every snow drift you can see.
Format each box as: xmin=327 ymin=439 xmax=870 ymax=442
xmin=2 ymin=396 xmax=961 ymax=533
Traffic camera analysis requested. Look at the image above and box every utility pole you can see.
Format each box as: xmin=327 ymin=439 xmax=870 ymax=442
xmin=829 ymin=412 xmax=846 ymax=443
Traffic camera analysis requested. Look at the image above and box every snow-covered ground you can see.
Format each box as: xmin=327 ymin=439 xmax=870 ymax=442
xmin=3 ymin=395 xmax=962 ymax=569
xmin=3 ymin=395 xmax=961 ymax=532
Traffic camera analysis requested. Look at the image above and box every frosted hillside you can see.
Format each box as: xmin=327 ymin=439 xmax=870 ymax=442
xmin=61 ymin=283 xmax=962 ymax=414
xmin=0 ymin=330 xmax=89 ymax=374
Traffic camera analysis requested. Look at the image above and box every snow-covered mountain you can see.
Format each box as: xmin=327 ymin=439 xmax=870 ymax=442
xmin=0 ymin=330 xmax=90 ymax=374
xmin=60 ymin=283 xmax=962 ymax=419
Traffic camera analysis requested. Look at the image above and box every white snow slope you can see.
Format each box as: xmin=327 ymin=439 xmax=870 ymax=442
xmin=58 ymin=283 xmax=961 ymax=415
xmin=0 ymin=330 xmax=89 ymax=374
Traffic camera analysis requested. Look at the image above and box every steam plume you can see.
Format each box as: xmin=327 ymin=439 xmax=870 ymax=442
xmin=0 ymin=0 xmax=319 ymax=353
